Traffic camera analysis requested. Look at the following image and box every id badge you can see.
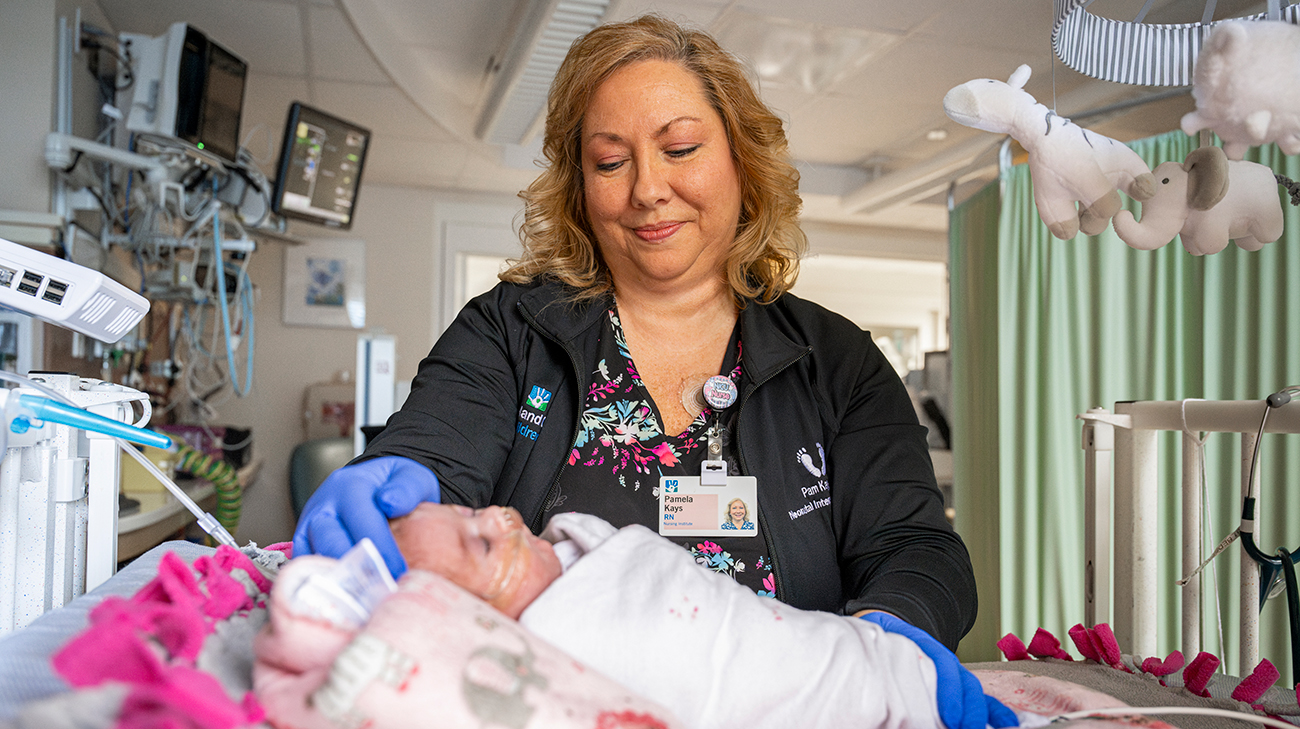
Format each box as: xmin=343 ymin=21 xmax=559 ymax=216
xmin=658 ymin=475 xmax=758 ymax=537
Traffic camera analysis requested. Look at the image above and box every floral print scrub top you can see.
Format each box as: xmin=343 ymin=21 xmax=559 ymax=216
xmin=543 ymin=308 xmax=777 ymax=597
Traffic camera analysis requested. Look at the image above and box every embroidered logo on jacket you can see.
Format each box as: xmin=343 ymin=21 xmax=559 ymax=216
xmin=518 ymin=385 xmax=552 ymax=441
xmin=790 ymin=443 xmax=830 ymax=521
xmin=526 ymin=385 xmax=552 ymax=412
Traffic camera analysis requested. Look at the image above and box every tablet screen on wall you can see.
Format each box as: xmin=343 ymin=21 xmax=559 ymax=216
xmin=271 ymin=103 xmax=371 ymax=230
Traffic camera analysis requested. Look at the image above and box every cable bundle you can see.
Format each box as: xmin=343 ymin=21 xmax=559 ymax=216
xmin=174 ymin=444 xmax=241 ymax=534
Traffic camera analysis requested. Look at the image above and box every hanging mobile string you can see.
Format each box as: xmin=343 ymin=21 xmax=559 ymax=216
xmin=1050 ymin=36 xmax=1057 ymax=115
xmin=1177 ymin=399 xmax=1228 ymax=671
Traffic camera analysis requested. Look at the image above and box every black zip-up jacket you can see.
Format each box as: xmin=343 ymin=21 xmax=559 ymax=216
xmin=362 ymin=280 xmax=977 ymax=649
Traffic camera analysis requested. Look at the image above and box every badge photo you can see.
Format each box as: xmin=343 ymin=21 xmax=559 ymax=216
xmin=658 ymin=475 xmax=757 ymax=537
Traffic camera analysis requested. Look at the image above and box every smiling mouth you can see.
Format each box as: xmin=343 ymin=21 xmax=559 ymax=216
xmin=633 ymin=222 xmax=683 ymax=241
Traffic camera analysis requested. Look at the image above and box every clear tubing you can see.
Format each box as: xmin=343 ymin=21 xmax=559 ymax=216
xmin=0 ymin=370 xmax=237 ymax=548
xmin=118 ymin=441 xmax=237 ymax=548
xmin=211 ymin=202 xmax=250 ymax=396
xmin=1052 ymin=706 xmax=1295 ymax=728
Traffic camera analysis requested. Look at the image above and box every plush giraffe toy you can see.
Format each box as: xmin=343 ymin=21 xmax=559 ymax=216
xmin=944 ymin=65 xmax=1157 ymax=240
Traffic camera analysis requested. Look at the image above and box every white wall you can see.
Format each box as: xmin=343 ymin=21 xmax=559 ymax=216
xmin=801 ymin=220 xmax=947 ymax=262
xmin=0 ymin=0 xmax=55 ymax=216
xmin=791 ymin=254 xmax=948 ymax=355
xmin=218 ymin=186 xmax=520 ymax=546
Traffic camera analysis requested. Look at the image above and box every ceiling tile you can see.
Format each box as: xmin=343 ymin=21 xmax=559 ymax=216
xmin=913 ymin=0 xmax=1055 ymax=56
xmin=1086 ymin=94 xmax=1196 ymax=143
xmin=313 ymin=80 xmax=458 ymax=143
xmin=713 ymin=8 xmax=901 ymax=96
xmin=783 ymin=94 xmax=939 ymax=165
xmin=796 ymin=162 xmax=872 ymax=197
xmin=364 ymin=138 xmax=470 ymax=188
xmin=613 ymin=0 xmax=729 ymax=29
xmin=101 ymin=0 xmax=306 ymax=76
xmin=376 ymin=0 xmax=515 ymax=72
xmin=732 ymin=0 xmax=946 ymax=34
xmin=404 ymin=45 xmax=489 ymax=113
xmin=378 ymin=0 xmax=515 ymax=47
xmin=884 ymin=123 xmax=998 ymax=168
xmin=308 ymin=6 xmax=390 ymax=84
xmin=832 ymin=36 xmax=1033 ymax=106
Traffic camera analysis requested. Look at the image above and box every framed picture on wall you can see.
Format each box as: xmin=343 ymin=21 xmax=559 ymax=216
xmin=283 ymin=239 xmax=366 ymax=328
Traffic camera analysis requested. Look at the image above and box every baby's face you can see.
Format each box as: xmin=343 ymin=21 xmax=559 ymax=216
xmin=390 ymin=503 xmax=561 ymax=619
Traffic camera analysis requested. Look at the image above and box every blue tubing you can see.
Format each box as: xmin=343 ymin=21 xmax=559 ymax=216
xmin=17 ymin=394 xmax=172 ymax=449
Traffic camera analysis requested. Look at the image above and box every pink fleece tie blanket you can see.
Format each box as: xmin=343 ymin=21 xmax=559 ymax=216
xmin=254 ymin=556 xmax=681 ymax=729
xmin=48 ymin=544 xmax=278 ymax=729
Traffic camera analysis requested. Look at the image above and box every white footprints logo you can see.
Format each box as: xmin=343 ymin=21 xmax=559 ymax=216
xmin=796 ymin=443 xmax=829 ymax=500
xmin=796 ymin=443 xmax=825 ymax=478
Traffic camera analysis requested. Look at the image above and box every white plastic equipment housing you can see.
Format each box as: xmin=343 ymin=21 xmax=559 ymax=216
xmin=0 ymin=375 xmax=149 ymax=633
xmin=0 ymin=237 xmax=148 ymax=344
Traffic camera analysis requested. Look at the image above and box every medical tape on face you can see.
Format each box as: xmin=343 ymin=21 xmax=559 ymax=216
xmin=480 ymin=528 xmax=531 ymax=610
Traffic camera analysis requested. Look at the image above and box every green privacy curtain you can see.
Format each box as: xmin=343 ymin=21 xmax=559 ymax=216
xmin=950 ymin=130 xmax=1300 ymax=684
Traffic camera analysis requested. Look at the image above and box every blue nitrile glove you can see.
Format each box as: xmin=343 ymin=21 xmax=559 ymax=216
xmin=293 ymin=456 xmax=440 ymax=579
xmin=860 ymin=612 xmax=1018 ymax=729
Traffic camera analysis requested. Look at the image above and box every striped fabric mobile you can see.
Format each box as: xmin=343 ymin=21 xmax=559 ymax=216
xmin=1052 ymin=0 xmax=1300 ymax=86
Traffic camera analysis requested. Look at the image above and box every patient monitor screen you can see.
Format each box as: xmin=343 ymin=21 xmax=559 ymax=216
xmin=273 ymin=103 xmax=370 ymax=230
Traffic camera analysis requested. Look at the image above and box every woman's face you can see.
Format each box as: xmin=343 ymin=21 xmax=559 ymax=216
xmin=390 ymin=503 xmax=562 ymax=619
xmin=581 ymin=59 xmax=742 ymax=293
xmin=729 ymin=501 xmax=746 ymax=522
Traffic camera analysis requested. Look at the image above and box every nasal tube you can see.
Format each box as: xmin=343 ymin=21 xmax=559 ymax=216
xmin=481 ymin=528 xmax=532 ymax=612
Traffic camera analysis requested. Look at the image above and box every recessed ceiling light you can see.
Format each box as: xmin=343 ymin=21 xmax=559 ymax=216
xmin=714 ymin=9 xmax=900 ymax=96
xmin=926 ymin=128 xmax=949 ymax=141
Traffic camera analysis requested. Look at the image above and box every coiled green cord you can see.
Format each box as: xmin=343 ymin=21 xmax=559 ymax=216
xmin=175 ymin=444 xmax=242 ymax=533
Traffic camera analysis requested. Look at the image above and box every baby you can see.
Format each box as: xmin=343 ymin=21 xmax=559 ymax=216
xmin=257 ymin=504 xmax=1004 ymax=729
xmin=254 ymin=503 xmax=676 ymax=729
xmin=388 ymin=503 xmax=562 ymax=620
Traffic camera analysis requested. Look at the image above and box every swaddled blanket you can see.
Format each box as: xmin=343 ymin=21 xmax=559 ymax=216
xmin=254 ymin=556 xmax=681 ymax=729
xmin=520 ymin=513 xmax=945 ymax=729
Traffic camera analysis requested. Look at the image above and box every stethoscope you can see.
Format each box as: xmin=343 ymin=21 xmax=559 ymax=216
xmin=1238 ymin=386 xmax=1300 ymax=681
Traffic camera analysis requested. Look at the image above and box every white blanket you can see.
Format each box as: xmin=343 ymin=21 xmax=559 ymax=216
xmin=521 ymin=513 xmax=944 ymax=729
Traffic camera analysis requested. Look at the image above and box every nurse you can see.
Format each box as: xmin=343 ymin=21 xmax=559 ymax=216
xmin=722 ymin=498 xmax=753 ymax=530
xmin=295 ymin=15 xmax=998 ymax=728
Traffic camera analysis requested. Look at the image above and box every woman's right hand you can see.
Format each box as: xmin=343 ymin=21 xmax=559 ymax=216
xmin=860 ymin=612 xmax=1018 ymax=729
xmin=292 ymin=456 xmax=441 ymax=578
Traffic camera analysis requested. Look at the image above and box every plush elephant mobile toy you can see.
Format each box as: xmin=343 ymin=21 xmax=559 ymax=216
xmin=1112 ymin=146 xmax=1285 ymax=255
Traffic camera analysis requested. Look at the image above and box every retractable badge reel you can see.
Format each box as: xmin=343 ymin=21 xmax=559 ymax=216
xmin=700 ymin=376 xmax=737 ymax=486
xmin=658 ymin=376 xmax=757 ymax=538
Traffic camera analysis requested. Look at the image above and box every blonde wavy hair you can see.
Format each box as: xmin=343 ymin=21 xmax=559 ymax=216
xmin=501 ymin=14 xmax=806 ymax=303
xmin=727 ymin=498 xmax=749 ymax=522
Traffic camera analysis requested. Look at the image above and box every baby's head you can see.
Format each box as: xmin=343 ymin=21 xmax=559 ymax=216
xmin=390 ymin=503 xmax=561 ymax=619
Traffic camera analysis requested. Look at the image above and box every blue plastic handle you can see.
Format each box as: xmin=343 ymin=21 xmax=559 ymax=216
xmin=16 ymin=394 xmax=172 ymax=450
